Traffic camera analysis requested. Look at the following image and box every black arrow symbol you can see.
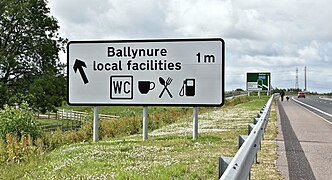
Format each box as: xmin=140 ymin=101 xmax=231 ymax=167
xmin=73 ymin=59 xmax=89 ymax=84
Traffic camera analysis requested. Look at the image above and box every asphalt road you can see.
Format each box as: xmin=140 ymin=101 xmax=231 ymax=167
xmin=277 ymin=96 xmax=332 ymax=180
xmin=292 ymin=95 xmax=332 ymax=123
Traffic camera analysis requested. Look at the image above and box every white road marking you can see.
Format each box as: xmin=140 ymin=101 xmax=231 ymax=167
xmin=319 ymin=96 xmax=332 ymax=101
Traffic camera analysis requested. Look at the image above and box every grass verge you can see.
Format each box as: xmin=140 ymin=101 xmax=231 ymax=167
xmin=0 ymin=96 xmax=282 ymax=179
xmin=251 ymin=98 xmax=282 ymax=179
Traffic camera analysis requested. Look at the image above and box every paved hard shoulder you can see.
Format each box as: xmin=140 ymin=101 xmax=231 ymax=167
xmin=276 ymin=99 xmax=332 ymax=180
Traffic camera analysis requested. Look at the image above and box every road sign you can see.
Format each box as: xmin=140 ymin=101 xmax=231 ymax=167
xmin=67 ymin=38 xmax=225 ymax=106
xmin=246 ymin=72 xmax=271 ymax=91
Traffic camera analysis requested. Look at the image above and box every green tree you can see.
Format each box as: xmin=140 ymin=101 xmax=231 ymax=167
xmin=29 ymin=70 xmax=66 ymax=113
xmin=0 ymin=0 xmax=66 ymax=109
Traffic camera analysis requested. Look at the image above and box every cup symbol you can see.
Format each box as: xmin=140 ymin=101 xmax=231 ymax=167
xmin=138 ymin=81 xmax=155 ymax=94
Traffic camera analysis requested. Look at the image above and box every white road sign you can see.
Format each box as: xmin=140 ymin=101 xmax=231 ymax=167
xmin=67 ymin=38 xmax=225 ymax=106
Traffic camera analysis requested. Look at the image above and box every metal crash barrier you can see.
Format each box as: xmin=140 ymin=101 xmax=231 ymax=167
xmin=219 ymin=95 xmax=274 ymax=180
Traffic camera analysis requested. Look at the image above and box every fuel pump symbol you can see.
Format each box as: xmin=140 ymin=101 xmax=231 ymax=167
xmin=179 ymin=78 xmax=195 ymax=97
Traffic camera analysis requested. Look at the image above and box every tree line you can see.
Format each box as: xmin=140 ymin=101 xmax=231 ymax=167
xmin=0 ymin=0 xmax=66 ymax=113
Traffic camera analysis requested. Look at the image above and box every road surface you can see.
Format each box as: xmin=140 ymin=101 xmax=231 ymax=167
xmin=292 ymin=96 xmax=332 ymax=123
xmin=276 ymin=96 xmax=332 ymax=180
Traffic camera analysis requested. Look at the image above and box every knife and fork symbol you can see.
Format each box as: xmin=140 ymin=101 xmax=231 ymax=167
xmin=159 ymin=77 xmax=173 ymax=98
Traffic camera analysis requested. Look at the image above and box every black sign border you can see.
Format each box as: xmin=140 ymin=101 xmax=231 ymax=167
xmin=67 ymin=38 xmax=225 ymax=106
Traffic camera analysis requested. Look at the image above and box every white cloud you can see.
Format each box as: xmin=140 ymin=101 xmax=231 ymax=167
xmin=163 ymin=0 xmax=332 ymax=42
xmin=49 ymin=0 xmax=173 ymax=39
xmin=298 ymin=41 xmax=320 ymax=61
xmin=164 ymin=0 xmax=233 ymax=37
xmin=240 ymin=55 xmax=304 ymax=68
xmin=48 ymin=0 xmax=332 ymax=92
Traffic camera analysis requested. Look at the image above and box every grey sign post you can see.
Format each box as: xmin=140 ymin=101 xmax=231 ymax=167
xmin=93 ymin=106 xmax=98 ymax=142
xmin=143 ymin=106 xmax=148 ymax=141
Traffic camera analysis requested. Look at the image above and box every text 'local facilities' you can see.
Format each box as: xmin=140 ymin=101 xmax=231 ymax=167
xmin=67 ymin=38 xmax=225 ymax=106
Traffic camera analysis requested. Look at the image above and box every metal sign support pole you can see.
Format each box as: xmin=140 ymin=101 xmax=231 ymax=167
xmin=143 ymin=106 xmax=148 ymax=141
xmin=93 ymin=106 xmax=99 ymax=142
xmin=267 ymin=75 xmax=270 ymax=96
xmin=193 ymin=106 xmax=198 ymax=140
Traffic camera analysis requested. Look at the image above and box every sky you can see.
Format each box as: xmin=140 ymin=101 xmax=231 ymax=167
xmin=48 ymin=0 xmax=332 ymax=93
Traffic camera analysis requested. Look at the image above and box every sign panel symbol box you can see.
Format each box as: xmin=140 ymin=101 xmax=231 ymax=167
xmin=110 ymin=75 xmax=133 ymax=99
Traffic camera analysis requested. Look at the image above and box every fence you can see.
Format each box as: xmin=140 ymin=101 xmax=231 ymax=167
xmin=57 ymin=109 xmax=119 ymax=121
xmin=40 ymin=120 xmax=82 ymax=132
xmin=57 ymin=109 xmax=88 ymax=121
xmin=218 ymin=95 xmax=274 ymax=180
xmin=39 ymin=109 xmax=119 ymax=131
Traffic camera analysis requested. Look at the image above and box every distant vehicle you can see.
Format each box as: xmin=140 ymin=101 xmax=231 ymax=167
xmin=297 ymin=92 xmax=305 ymax=98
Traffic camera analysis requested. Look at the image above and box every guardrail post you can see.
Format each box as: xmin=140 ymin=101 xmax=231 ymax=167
xmin=254 ymin=117 xmax=259 ymax=125
xmin=238 ymin=135 xmax=248 ymax=149
xmin=248 ymin=124 xmax=254 ymax=135
xmin=261 ymin=123 xmax=265 ymax=141
xmin=218 ymin=157 xmax=232 ymax=179
xmin=249 ymin=124 xmax=259 ymax=164
xmin=256 ymin=113 xmax=261 ymax=118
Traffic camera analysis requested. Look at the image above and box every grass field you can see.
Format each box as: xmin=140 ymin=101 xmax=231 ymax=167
xmin=0 ymin=96 xmax=282 ymax=179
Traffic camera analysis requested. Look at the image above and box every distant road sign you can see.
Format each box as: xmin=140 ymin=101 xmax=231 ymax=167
xmin=67 ymin=38 xmax=225 ymax=106
xmin=246 ymin=72 xmax=271 ymax=91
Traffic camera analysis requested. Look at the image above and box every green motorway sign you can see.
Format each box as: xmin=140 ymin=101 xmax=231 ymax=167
xmin=246 ymin=72 xmax=271 ymax=91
